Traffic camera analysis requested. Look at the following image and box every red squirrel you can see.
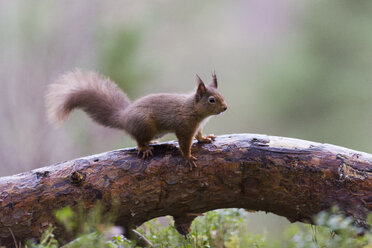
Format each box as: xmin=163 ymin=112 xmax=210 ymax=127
xmin=46 ymin=70 xmax=227 ymax=170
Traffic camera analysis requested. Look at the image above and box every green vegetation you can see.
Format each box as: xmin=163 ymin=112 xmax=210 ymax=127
xmin=23 ymin=207 xmax=372 ymax=248
xmin=96 ymin=26 xmax=145 ymax=95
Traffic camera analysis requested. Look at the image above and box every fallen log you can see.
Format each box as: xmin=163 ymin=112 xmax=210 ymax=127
xmin=0 ymin=133 xmax=371 ymax=247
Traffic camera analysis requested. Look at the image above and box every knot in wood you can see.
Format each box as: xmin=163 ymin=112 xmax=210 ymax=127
xmin=70 ymin=171 xmax=84 ymax=185
xmin=36 ymin=171 xmax=50 ymax=179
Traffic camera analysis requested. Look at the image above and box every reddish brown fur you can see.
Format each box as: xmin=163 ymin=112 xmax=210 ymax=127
xmin=46 ymin=70 xmax=130 ymax=129
xmin=46 ymin=70 xmax=227 ymax=169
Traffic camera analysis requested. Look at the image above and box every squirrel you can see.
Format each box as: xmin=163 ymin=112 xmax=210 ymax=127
xmin=46 ymin=69 xmax=227 ymax=170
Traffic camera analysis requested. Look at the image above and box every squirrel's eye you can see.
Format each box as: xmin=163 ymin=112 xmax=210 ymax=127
xmin=208 ymin=96 xmax=215 ymax=103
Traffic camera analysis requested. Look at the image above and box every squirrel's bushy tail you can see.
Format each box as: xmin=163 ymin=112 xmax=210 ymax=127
xmin=46 ymin=69 xmax=130 ymax=129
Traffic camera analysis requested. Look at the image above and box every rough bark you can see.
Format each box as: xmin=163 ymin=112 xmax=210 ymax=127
xmin=0 ymin=133 xmax=371 ymax=247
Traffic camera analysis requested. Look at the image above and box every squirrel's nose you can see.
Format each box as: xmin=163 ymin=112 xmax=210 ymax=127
xmin=222 ymin=105 xmax=227 ymax=112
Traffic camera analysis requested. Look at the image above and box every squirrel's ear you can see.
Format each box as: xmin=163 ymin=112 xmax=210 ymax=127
xmin=210 ymin=71 xmax=217 ymax=88
xmin=195 ymin=74 xmax=206 ymax=101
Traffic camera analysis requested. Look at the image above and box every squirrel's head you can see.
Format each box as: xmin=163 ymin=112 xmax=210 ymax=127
xmin=194 ymin=72 xmax=227 ymax=117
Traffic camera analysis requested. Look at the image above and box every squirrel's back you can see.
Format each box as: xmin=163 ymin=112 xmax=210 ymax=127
xmin=122 ymin=93 xmax=195 ymax=134
xmin=46 ymin=70 xmax=130 ymax=129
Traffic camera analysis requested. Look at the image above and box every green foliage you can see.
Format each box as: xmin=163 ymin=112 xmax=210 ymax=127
xmin=54 ymin=206 xmax=75 ymax=233
xmin=280 ymin=208 xmax=372 ymax=248
xmin=27 ymin=207 xmax=372 ymax=248
xmin=55 ymin=203 xmax=120 ymax=248
xmin=136 ymin=209 xmax=265 ymax=247
xmin=25 ymin=203 xmax=123 ymax=248
xmin=26 ymin=226 xmax=59 ymax=248
xmin=96 ymin=26 xmax=145 ymax=95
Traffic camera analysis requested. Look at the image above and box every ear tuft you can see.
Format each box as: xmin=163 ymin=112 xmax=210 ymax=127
xmin=210 ymin=71 xmax=217 ymax=88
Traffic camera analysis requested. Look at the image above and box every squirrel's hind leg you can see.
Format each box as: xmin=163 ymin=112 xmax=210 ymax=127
xmin=135 ymin=131 xmax=155 ymax=159
xmin=134 ymin=131 xmax=155 ymax=159
xmin=137 ymin=142 xmax=154 ymax=159
xmin=128 ymin=118 xmax=157 ymax=159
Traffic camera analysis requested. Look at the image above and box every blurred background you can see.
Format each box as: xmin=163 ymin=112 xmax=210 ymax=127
xmin=1 ymin=0 xmax=372 ymax=241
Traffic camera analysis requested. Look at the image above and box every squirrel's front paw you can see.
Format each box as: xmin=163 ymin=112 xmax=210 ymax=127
xmin=185 ymin=156 xmax=197 ymax=171
xmin=137 ymin=146 xmax=154 ymax=159
xmin=197 ymin=134 xmax=216 ymax=143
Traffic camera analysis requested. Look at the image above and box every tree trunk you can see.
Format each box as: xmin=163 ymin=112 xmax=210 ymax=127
xmin=0 ymin=133 xmax=371 ymax=247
